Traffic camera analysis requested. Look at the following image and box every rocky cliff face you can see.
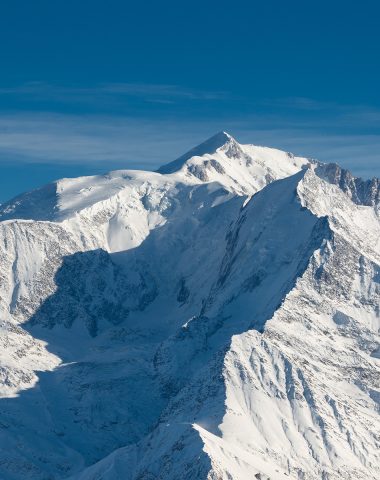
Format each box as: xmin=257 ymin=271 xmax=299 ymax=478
xmin=0 ymin=133 xmax=379 ymax=480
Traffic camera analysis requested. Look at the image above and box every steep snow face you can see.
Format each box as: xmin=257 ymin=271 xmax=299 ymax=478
xmin=208 ymin=183 xmax=380 ymax=479
xmin=70 ymin=168 xmax=380 ymax=480
xmin=0 ymin=132 xmax=379 ymax=480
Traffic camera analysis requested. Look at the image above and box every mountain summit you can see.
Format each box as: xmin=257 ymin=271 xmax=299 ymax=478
xmin=157 ymin=131 xmax=311 ymax=195
xmin=0 ymin=133 xmax=379 ymax=480
xmin=157 ymin=131 xmax=237 ymax=173
xmin=0 ymin=132 xmax=309 ymax=222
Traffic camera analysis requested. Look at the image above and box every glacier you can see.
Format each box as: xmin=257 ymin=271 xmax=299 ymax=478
xmin=0 ymin=131 xmax=379 ymax=479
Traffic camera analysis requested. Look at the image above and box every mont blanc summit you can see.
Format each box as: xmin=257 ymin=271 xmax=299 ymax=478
xmin=0 ymin=133 xmax=379 ymax=480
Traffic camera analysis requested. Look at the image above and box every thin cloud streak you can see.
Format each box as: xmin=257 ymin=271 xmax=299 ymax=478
xmin=0 ymin=113 xmax=216 ymax=168
xmin=257 ymin=97 xmax=380 ymax=133
xmin=0 ymin=82 xmax=227 ymax=104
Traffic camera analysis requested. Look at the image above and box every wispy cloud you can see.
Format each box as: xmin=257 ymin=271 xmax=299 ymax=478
xmin=0 ymin=113 xmax=221 ymax=168
xmin=259 ymin=97 xmax=336 ymax=111
xmin=257 ymin=97 xmax=380 ymax=132
xmin=0 ymin=82 xmax=227 ymax=106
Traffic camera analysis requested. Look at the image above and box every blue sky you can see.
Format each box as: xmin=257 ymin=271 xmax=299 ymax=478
xmin=0 ymin=0 xmax=379 ymax=201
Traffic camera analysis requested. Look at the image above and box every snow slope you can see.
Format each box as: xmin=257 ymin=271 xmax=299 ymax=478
xmin=0 ymin=132 xmax=379 ymax=480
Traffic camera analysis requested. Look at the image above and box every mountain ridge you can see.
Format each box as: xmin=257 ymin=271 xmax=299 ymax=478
xmin=0 ymin=131 xmax=312 ymax=222
xmin=0 ymin=132 xmax=379 ymax=480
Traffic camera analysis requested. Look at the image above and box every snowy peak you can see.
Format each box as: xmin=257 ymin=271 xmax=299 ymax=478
xmin=157 ymin=131 xmax=237 ymax=174
xmin=0 ymin=132 xmax=311 ymax=222
xmin=1 ymin=131 xmax=377 ymax=228
xmin=158 ymin=131 xmax=311 ymax=195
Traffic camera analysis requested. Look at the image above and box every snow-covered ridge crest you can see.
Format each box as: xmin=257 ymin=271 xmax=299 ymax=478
xmin=157 ymin=131 xmax=237 ymax=172
xmin=1 ymin=131 xmax=378 ymax=226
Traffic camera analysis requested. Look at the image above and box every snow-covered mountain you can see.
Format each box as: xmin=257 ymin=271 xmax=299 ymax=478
xmin=0 ymin=132 xmax=379 ymax=480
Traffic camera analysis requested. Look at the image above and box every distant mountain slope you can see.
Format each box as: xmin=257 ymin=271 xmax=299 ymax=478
xmin=0 ymin=133 xmax=379 ymax=480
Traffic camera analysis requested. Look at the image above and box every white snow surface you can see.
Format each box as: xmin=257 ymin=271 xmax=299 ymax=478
xmin=0 ymin=132 xmax=379 ymax=480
